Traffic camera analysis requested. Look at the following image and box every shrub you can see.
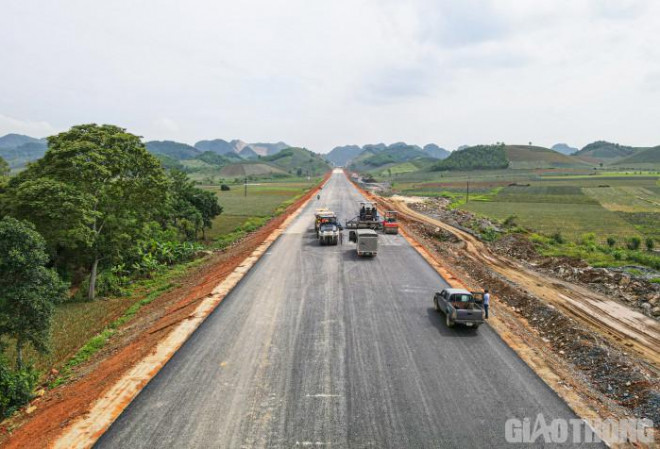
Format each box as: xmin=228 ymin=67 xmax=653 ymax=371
xmin=626 ymin=237 xmax=641 ymax=250
xmin=480 ymin=227 xmax=498 ymax=242
xmin=580 ymin=233 xmax=596 ymax=245
xmin=646 ymin=238 xmax=655 ymax=251
xmin=551 ymin=231 xmax=565 ymax=244
xmin=0 ymin=355 xmax=38 ymax=418
xmin=606 ymin=237 xmax=616 ymax=248
xmin=220 ymin=184 xmax=230 ymax=191
xmin=613 ymin=251 xmax=624 ymax=261
xmin=502 ymin=215 xmax=518 ymax=227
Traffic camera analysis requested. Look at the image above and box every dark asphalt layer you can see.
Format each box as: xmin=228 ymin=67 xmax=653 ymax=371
xmin=97 ymin=173 xmax=601 ymax=448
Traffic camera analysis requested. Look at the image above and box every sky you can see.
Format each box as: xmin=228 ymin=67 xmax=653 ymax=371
xmin=1 ymin=0 xmax=659 ymax=153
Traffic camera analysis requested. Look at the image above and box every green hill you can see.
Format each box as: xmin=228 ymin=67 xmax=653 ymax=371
xmin=262 ymin=147 xmax=330 ymax=176
xmin=505 ymin=145 xmax=589 ymax=169
xmin=349 ymin=145 xmax=429 ymax=172
xmin=0 ymin=134 xmax=48 ymax=169
xmin=573 ymin=141 xmax=645 ymax=164
xmin=432 ymin=144 xmax=509 ymax=171
xmin=611 ymin=146 xmax=660 ymax=168
xmin=145 ymin=141 xmax=201 ymax=160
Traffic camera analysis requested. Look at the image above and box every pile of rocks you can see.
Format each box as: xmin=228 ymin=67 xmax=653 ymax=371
xmin=539 ymin=260 xmax=660 ymax=319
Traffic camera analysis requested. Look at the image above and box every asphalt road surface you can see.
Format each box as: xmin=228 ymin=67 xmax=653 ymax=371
xmin=97 ymin=172 xmax=600 ymax=448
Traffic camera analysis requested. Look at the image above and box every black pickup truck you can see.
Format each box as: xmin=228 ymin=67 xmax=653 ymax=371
xmin=433 ymin=288 xmax=485 ymax=329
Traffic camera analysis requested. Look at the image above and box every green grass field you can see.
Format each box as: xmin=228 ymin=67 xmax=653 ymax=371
xmin=384 ymin=168 xmax=660 ymax=245
xmin=202 ymin=181 xmax=316 ymax=240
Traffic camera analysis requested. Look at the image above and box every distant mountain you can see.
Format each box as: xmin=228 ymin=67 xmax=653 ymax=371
xmin=551 ymin=143 xmax=578 ymax=155
xmin=145 ymin=141 xmax=201 ymax=160
xmin=423 ymin=144 xmax=450 ymax=159
xmin=262 ymin=147 xmax=331 ymax=176
xmin=239 ymin=146 xmax=259 ymax=159
xmin=457 ymin=145 xmax=470 ymax=151
xmin=325 ymin=145 xmax=363 ymax=166
xmin=0 ymin=134 xmax=48 ymax=169
xmin=573 ymin=141 xmax=644 ymax=164
xmin=349 ymin=144 xmax=430 ymax=172
xmin=194 ymin=139 xmax=289 ymax=157
xmin=0 ymin=133 xmax=44 ymax=149
xmin=248 ymin=142 xmax=289 ymax=156
xmin=194 ymin=139 xmax=237 ymax=155
xmin=362 ymin=143 xmax=387 ymax=152
xmin=611 ymin=146 xmax=660 ymax=166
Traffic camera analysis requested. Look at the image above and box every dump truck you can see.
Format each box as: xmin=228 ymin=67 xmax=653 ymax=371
xmin=345 ymin=201 xmax=382 ymax=231
xmin=382 ymin=211 xmax=399 ymax=234
xmin=348 ymin=229 xmax=378 ymax=256
xmin=433 ymin=288 xmax=485 ymax=329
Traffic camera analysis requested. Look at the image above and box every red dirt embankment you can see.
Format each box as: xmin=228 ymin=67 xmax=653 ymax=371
xmin=0 ymin=174 xmax=328 ymax=449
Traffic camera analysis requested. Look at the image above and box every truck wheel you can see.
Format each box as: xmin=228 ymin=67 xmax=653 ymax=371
xmin=434 ymin=298 xmax=440 ymax=312
xmin=473 ymin=324 xmax=480 ymax=329
xmin=446 ymin=314 xmax=455 ymax=328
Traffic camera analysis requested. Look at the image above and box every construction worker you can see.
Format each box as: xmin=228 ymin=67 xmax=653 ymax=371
xmin=483 ymin=289 xmax=490 ymax=319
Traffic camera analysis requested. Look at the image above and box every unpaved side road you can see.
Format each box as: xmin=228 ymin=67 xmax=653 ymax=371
xmin=97 ymin=172 xmax=597 ymax=448
xmin=381 ymin=198 xmax=660 ymax=370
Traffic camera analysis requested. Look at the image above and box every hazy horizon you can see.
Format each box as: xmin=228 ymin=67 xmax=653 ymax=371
xmin=2 ymin=0 xmax=659 ymax=153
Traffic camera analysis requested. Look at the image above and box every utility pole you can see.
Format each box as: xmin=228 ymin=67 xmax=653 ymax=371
xmin=244 ymin=177 xmax=247 ymax=197
xmin=466 ymin=179 xmax=470 ymax=203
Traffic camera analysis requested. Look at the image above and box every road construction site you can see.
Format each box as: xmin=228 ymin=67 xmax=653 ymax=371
xmin=96 ymin=171 xmax=596 ymax=448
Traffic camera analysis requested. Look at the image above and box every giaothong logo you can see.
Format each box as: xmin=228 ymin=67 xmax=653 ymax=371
xmin=505 ymin=414 xmax=654 ymax=444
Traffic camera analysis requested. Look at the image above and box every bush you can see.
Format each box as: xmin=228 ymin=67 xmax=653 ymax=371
xmin=613 ymin=251 xmax=624 ymax=261
xmin=502 ymin=215 xmax=518 ymax=228
xmin=220 ymin=184 xmax=230 ymax=191
xmin=0 ymin=355 xmax=38 ymax=418
xmin=646 ymin=238 xmax=655 ymax=251
xmin=606 ymin=237 xmax=616 ymax=248
xmin=551 ymin=231 xmax=565 ymax=244
xmin=580 ymin=233 xmax=596 ymax=245
xmin=626 ymin=237 xmax=641 ymax=250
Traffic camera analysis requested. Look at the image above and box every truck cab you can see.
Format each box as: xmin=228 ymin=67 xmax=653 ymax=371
xmin=433 ymin=288 xmax=485 ymax=328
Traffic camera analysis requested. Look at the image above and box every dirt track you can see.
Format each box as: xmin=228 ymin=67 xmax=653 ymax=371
xmin=380 ymin=198 xmax=660 ymax=370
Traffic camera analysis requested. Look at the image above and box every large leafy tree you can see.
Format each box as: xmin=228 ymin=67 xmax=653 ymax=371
xmin=5 ymin=124 xmax=168 ymax=300
xmin=167 ymin=170 xmax=222 ymax=239
xmin=0 ymin=217 xmax=68 ymax=368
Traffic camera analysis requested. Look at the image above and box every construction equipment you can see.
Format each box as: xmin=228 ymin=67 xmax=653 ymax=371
xmin=348 ymin=228 xmax=378 ymax=256
xmin=345 ymin=201 xmax=382 ymax=231
xmin=382 ymin=210 xmax=399 ymax=234
xmin=314 ymin=209 xmax=337 ymax=234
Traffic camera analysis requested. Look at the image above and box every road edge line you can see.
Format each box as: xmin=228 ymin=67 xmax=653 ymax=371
xmin=52 ymin=176 xmax=329 ymax=449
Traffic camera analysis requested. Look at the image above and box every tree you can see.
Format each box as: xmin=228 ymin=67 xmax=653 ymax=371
xmin=646 ymin=238 xmax=655 ymax=251
xmin=167 ymin=170 xmax=222 ymax=240
xmin=0 ymin=157 xmax=9 ymax=177
xmin=5 ymin=124 xmax=168 ymax=300
xmin=0 ymin=217 xmax=67 ymax=368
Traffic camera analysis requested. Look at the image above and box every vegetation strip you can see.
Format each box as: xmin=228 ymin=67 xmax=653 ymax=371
xmin=52 ymin=176 xmax=327 ymax=449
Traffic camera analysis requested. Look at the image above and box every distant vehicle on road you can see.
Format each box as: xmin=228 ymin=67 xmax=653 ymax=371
xmin=434 ymin=288 xmax=485 ymax=328
xmin=349 ymin=229 xmax=378 ymax=256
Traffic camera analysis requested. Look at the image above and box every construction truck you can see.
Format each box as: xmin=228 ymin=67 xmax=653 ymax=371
xmin=382 ymin=211 xmax=399 ymax=234
xmin=318 ymin=222 xmax=340 ymax=245
xmin=348 ymin=229 xmax=378 ymax=256
xmin=345 ymin=201 xmax=382 ymax=231
xmin=314 ymin=209 xmax=337 ymax=234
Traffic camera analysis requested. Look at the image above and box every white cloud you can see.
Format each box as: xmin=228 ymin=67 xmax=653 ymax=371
xmin=0 ymin=0 xmax=659 ymax=152
xmin=0 ymin=114 xmax=58 ymax=138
